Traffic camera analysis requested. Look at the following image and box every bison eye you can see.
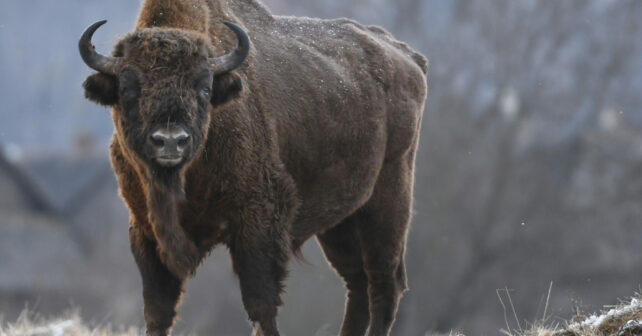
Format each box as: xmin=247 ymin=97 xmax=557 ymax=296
xmin=194 ymin=71 xmax=213 ymax=98
xmin=120 ymin=88 xmax=140 ymax=109
xmin=200 ymin=87 xmax=211 ymax=96
xmin=121 ymin=88 xmax=139 ymax=100
xmin=119 ymin=69 xmax=141 ymax=111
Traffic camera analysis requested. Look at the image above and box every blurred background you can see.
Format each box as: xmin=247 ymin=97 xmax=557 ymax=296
xmin=1 ymin=0 xmax=642 ymax=335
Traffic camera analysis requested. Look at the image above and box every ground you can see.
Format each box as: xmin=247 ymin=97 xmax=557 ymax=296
xmin=3 ymin=295 xmax=641 ymax=336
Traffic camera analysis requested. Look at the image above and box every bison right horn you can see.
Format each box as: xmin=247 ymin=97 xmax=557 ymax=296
xmin=210 ymin=22 xmax=251 ymax=76
xmin=78 ymin=20 xmax=121 ymax=75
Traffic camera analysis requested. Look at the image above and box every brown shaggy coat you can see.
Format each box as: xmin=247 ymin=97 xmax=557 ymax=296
xmin=81 ymin=0 xmax=427 ymax=335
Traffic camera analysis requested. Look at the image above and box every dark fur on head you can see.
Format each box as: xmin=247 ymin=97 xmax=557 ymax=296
xmin=82 ymin=28 xmax=244 ymax=189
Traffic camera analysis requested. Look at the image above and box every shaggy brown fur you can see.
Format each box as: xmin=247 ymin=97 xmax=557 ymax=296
xmin=81 ymin=0 xmax=427 ymax=335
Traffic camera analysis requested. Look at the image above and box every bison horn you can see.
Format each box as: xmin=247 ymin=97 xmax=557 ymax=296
xmin=79 ymin=20 xmax=121 ymax=75
xmin=210 ymin=22 xmax=250 ymax=76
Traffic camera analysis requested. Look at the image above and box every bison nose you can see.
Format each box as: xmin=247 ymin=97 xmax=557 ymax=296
xmin=150 ymin=128 xmax=191 ymax=153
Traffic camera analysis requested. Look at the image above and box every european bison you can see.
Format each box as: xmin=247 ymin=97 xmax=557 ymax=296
xmin=78 ymin=0 xmax=427 ymax=335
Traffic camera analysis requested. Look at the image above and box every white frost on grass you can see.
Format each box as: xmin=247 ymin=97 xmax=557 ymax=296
xmin=0 ymin=313 xmax=140 ymax=336
xmin=567 ymin=297 xmax=642 ymax=331
xmin=14 ymin=319 xmax=75 ymax=336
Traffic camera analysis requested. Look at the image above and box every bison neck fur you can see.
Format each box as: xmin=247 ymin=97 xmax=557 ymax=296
xmin=89 ymin=0 xmax=428 ymax=334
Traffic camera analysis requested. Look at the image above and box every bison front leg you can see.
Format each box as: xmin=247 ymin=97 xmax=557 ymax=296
xmin=230 ymin=229 xmax=290 ymax=336
xmin=130 ymin=223 xmax=185 ymax=336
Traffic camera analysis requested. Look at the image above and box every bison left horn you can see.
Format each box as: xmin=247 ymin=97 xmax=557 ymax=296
xmin=78 ymin=20 xmax=121 ymax=75
xmin=210 ymin=22 xmax=251 ymax=76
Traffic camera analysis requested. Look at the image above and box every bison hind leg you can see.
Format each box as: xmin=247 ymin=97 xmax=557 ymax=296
xmin=317 ymin=214 xmax=370 ymax=336
xmin=357 ymin=154 xmax=414 ymax=336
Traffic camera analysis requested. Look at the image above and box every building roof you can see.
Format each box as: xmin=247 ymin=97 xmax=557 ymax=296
xmin=0 ymin=147 xmax=57 ymax=214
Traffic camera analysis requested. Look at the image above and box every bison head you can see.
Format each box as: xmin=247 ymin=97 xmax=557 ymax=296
xmin=79 ymin=20 xmax=249 ymax=175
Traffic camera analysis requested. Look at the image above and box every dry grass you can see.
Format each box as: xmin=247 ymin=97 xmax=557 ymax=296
xmin=548 ymin=294 xmax=642 ymax=336
xmin=0 ymin=311 xmax=140 ymax=336
xmin=503 ymin=291 xmax=642 ymax=336
xmin=428 ymin=286 xmax=642 ymax=336
xmin=3 ymin=293 xmax=642 ymax=336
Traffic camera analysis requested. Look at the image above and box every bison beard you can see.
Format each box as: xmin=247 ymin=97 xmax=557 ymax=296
xmin=78 ymin=0 xmax=428 ymax=335
xmin=146 ymin=176 xmax=199 ymax=278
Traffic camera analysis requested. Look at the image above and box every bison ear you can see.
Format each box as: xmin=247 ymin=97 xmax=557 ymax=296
xmin=211 ymin=72 xmax=243 ymax=107
xmin=83 ymin=72 xmax=119 ymax=106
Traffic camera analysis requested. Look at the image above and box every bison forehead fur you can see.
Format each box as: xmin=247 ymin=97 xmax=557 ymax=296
xmin=79 ymin=0 xmax=428 ymax=335
xmin=114 ymin=29 xmax=214 ymax=73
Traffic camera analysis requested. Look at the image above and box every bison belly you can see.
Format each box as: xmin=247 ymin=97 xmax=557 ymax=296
xmin=282 ymin=103 xmax=389 ymax=241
